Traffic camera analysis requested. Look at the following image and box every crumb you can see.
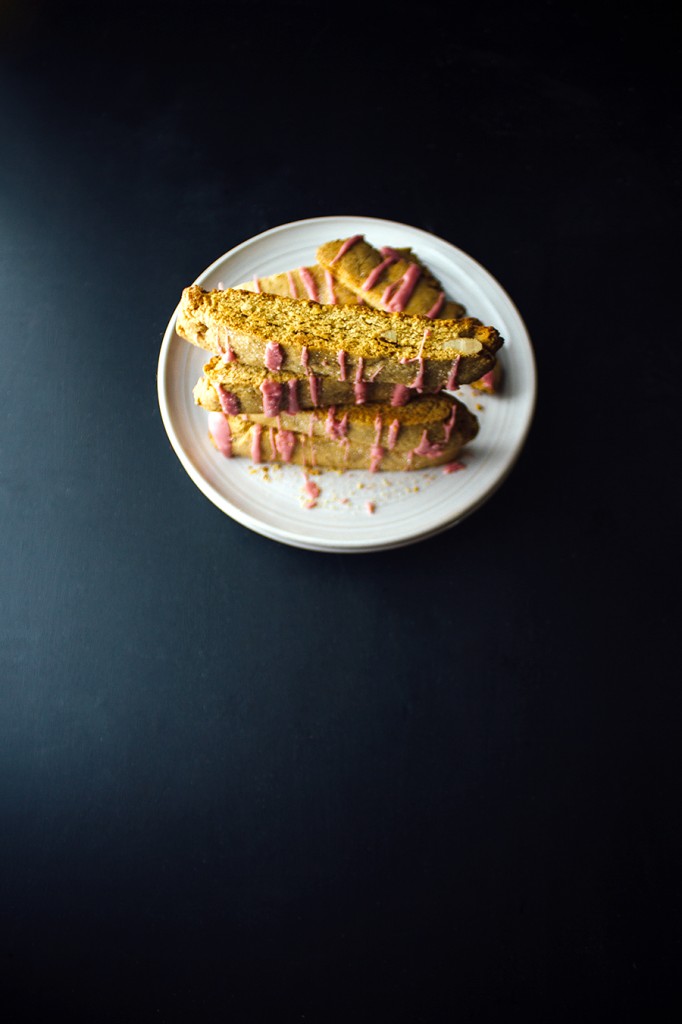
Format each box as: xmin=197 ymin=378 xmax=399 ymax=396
xmin=365 ymin=501 xmax=376 ymax=515
xmin=476 ymin=403 xmax=484 ymax=411
xmin=301 ymin=472 xmax=321 ymax=509
xmin=356 ymin=482 xmax=365 ymax=490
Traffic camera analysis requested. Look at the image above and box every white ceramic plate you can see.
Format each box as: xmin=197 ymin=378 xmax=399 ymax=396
xmin=157 ymin=215 xmax=536 ymax=552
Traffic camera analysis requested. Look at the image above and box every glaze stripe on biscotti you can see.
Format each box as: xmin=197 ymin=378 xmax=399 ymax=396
xmin=317 ymin=237 xmax=466 ymax=319
xmin=176 ymin=287 xmax=502 ymax=388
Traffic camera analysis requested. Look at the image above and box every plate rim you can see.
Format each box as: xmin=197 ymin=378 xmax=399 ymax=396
xmin=157 ymin=215 xmax=537 ymax=552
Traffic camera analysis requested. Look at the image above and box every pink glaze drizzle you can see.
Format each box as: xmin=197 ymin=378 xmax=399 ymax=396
xmin=442 ymin=403 xmax=458 ymax=442
xmin=361 ymin=254 xmax=399 ymax=291
xmin=208 ymin=412 xmax=232 ymax=457
xmin=302 ymin=474 xmax=320 ymax=508
xmin=387 ymin=419 xmax=400 ymax=450
xmin=253 ymin=277 xmax=261 ymax=293
xmin=287 ymin=272 xmax=298 ymax=298
xmin=275 ymin=430 xmax=296 ymax=463
xmin=300 ymin=346 xmax=309 ymax=370
xmin=217 ymin=385 xmax=239 ymax=415
xmin=251 ymin=423 xmax=263 ymax=463
xmin=413 ymin=430 xmax=445 ymax=459
xmin=287 ymin=379 xmax=299 ymax=414
xmin=478 ymin=369 xmax=496 ymax=392
xmin=385 ymin=263 xmax=421 ymax=312
xmin=368 ymin=363 xmax=384 ymax=382
xmin=337 ymin=350 xmax=347 ymax=381
xmin=298 ymin=267 xmax=319 ymax=301
xmin=446 ymin=356 xmax=461 ymax=390
xmin=365 ymin=501 xmax=376 ymax=515
xmin=264 ymin=342 xmax=284 ymax=371
xmin=391 ymin=384 xmax=411 ymax=407
xmin=260 ymin=380 xmax=283 ymax=417
xmin=331 ymin=234 xmax=363 ymax=264
xmin=369 ymin=445 xmax=385 ymax=473
xmin=325 ymin=407 xmax=349 ymax=442
xmin=381 ymin=282 xmax=398 ymax=307
xmin=373 ymin=415 xmax=383 ymax=447
xmin=412 ymin=358 xmax=425 ymax=391
xmin=308 ymin=375 xmax=320 ymax=407
xmin=425 ymin=291 xmax=445 ymax=319
xmin=379 ymin=246 xmax=403 ymax=260
xmin=325 ymin=270 xmax=338 ymax=304
xmin=354 ymin=357 xmax=366 ymax=404
xmin=443 ymin=460 xmax=466 ymax=474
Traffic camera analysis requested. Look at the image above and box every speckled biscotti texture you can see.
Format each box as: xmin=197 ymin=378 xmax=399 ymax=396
xmin=207 ymin=393 xmax=478 ymax=472
xmin=316 ymin=237 xmax=466 ymax=319
xmin=193 ymin=357 xmax=424 ymax=415
xmin=235 ymin=265 xmax=357 ymax=305
xmin=177 ymin=287 xmax=502 ymax=388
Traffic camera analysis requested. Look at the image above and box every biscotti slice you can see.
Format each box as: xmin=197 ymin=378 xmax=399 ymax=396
xmin=316 ymin=236 xmax=466 ymax=319
xmin=194 ymin=357 xmax=425 ymax=416
xmin=177 ymin=287 xmax=502 ymax=389
xmin=235 ymin=265 xmax=357 ymax=305
xmin=206 ymin=393 xmax=478 ymax=472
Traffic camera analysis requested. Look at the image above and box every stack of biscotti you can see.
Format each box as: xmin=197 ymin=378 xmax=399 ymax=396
xmin=314 ymin=236 xmax=501 ymax=394
xmin=177 ymin=235 xmax=504 ymax=472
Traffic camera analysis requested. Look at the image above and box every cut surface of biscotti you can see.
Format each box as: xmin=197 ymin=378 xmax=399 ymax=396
xmin=177 ymin=286 xmax=502 ymax=388
xmin=194 ymin=357 xmax=426 ymax=416
xmin=235 ymin=265 xmax=357 ymax=305
xmin=206 ymin=393 xmax=478 ymax=472
xmin=316 ymin=236 xmax=466 ymax=319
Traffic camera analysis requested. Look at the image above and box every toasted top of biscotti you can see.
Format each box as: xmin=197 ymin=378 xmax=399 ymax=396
xmin=177 ymin=287 xmax=502 ymax=383
xmin=316 ymin=236 xmax=466 ymax=319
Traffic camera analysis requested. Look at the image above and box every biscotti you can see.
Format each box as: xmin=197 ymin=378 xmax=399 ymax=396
xmin=206 ymin=392 xmax=478 ymax=472
xmin=316 ymin=236 xmax=466 ymax=319
xmin=194 ymin=357 xmax=424 ymax=415
xmin=177 ymin=286 xmax=502 ymax=389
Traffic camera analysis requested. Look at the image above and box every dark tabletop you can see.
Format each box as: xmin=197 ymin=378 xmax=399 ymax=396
xmin=1 ymin=2 xmax=680 ymax=1021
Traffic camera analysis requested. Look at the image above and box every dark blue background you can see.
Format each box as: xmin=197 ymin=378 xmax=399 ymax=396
xmin=1 ymin=2 xmax=680 ymax=1020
